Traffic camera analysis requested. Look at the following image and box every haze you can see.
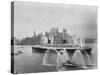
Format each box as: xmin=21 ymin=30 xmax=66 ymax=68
xmin=14 ymin=1 xmax=97 ymax=39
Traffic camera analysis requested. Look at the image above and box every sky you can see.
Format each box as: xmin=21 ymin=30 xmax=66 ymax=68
xmin=14 ymin=1 xmax=97 ymax=39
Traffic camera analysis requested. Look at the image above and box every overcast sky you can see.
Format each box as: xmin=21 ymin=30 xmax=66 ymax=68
xmin=14 ymin=1 xmax=97 ymax=39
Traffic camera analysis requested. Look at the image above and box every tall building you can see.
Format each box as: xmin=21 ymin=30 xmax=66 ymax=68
xmin=50 ymin=28 xmax=59 ymax=36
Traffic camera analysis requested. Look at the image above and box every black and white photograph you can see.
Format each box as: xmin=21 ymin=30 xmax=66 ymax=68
xmin=11 ymin=1 xmax=97 ymax=74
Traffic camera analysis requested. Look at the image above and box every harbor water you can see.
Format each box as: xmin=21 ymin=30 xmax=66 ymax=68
xmin=12 ymin=43 xmax=97 ymax=74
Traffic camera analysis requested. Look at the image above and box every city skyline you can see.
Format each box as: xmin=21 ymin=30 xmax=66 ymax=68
xmin=14 ymin=1 xmax=97 ymax=39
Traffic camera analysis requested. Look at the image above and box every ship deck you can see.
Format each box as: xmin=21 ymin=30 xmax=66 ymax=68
xmin=32 ymin=44 xmax=92 ymax=54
